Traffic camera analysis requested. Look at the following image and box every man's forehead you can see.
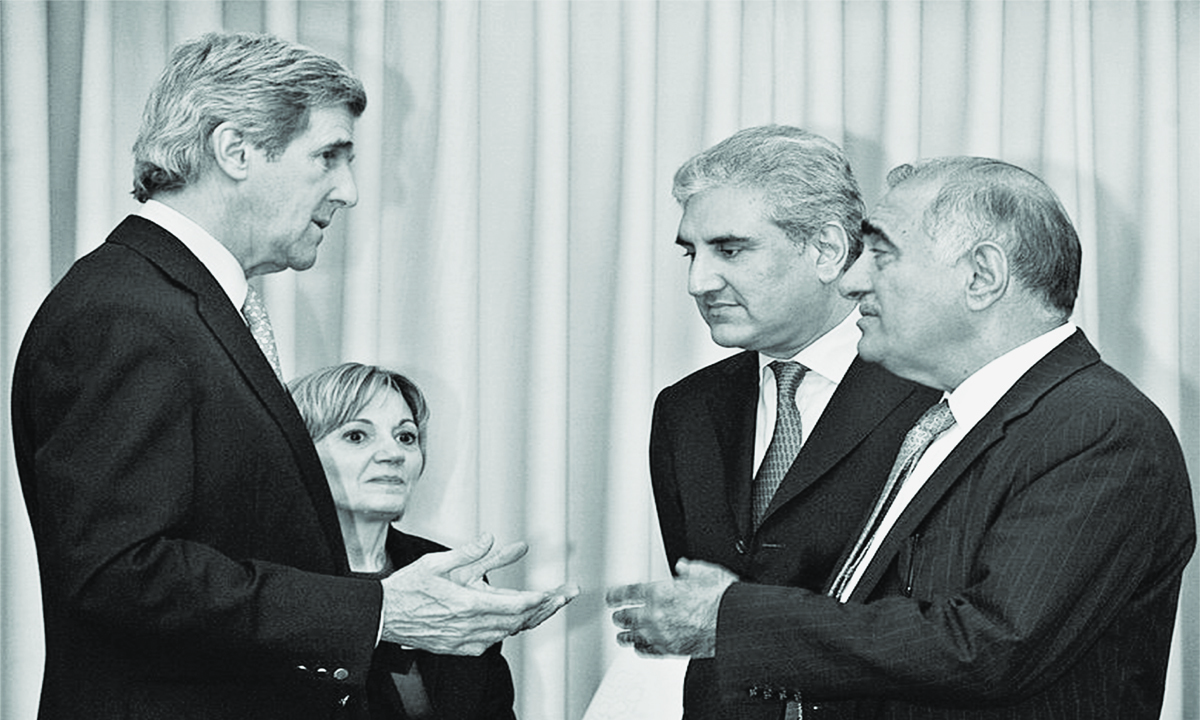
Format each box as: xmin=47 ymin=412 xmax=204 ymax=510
xmin=866 ymin=180 xmax=937 ymax=238
xmin=302 ymin=105 xmax=357 ymax=144
xmin=678 ymin=186 xmax=771 ymax=237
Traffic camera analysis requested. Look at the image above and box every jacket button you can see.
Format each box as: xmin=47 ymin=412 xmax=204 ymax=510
xmin=333 ymin=668 xmax=349 ymax=681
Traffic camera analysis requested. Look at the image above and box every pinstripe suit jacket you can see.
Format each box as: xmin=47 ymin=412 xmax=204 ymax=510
xmin=12 ymin=217 xmax=382 ymax=719
xmin=715 ymin=331 xmax=1196 ymax=719
xmin=650 ymin=349 xmax=940 ymax=720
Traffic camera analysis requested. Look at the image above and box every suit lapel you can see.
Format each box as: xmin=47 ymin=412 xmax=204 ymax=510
xmin=112 ymin=217 xmax=351 ymax=573
xmin=759 ymin=357 xmax=924 ymax=526
xmin=849 ymin=332 xmax=1102 ymax=601
xmin=702 ymin=352 xmax=760 ymax=540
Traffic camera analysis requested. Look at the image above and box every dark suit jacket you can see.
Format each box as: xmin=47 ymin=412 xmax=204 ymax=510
xmin=716 ymin=331 xmax=1196 ymax=719
xmin=650 ymin=348 xmax=940 ymax=719
xmin=356 ymin=530 xmax=517 ymax=720
xmin=12 ymin=216 xmax=382 ymax=719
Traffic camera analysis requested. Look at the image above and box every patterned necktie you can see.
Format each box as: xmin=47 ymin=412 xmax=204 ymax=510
xmin=242 ymin=285 xmax=284 ymax=381
xmin=828 ymin=399 xmax=956 ymax=601
xmin=752 ymin=361 xmax=808 ymax=529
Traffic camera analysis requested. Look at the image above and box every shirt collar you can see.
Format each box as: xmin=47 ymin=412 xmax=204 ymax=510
xmin=945 ymin=322 xmax=1078 ymax=430
xmin=759 ymin=307 xmax=862 ymax=385
xmin=136 ymin=199 xmax=248 ymax=310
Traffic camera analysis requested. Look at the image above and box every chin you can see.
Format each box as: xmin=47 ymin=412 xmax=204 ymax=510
xmin=707 ymin=326 xmax=752 ymax=350
xmin=289 ymin=254 xmax=319 ymax=272
xmin=856 ymin=345 xmax=882 ymax=365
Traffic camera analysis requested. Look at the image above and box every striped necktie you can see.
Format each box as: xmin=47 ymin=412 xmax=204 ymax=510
xmin=752 ymin=361 xmax=807 ymax=529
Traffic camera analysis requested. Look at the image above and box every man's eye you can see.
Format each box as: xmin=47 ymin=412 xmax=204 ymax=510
xmin=870 ymin=247 xmax=895 ymax=268
xmin=320 ymin=148 xmax=353 ymax=169
xmin=718 ymin=246 xmax=741 ymax=258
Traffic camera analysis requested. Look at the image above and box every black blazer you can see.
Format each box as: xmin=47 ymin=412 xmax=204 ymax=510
xmin=650 ymin=349 xmax=940 ymax=719
xmin=12 ymin=217 xmax=382 ymax=719
xmin=717 ymin=332 xmax=1196 ymax=719
xmin=357 ymin=530 xmax=517 ymax=720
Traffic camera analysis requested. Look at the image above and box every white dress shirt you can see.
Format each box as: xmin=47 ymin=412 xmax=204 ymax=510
xmin=840 ymin=322 xmax=1078 ymax=596
xmin=753 ymin=309 xmax=862 ymax=476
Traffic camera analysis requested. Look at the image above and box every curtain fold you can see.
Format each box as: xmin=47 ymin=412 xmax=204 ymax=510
xmin=2 ymin=2 xmax=1196 ymax=719
xmin=1 ymin=5 xmax=52 ymax=720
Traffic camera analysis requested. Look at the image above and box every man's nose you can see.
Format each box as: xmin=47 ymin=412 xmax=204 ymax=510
xmin=687 ymin=252 xmax=724 ymax=297
xmin=331 ymin=165 xmax=359 ymax=209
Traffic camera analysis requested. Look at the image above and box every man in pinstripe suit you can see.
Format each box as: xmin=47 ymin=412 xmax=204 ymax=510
xmin=610 ymin=157 xmax=1194 ymax=719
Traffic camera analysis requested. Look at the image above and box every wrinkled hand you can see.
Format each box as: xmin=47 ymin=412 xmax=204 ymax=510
xmin=381 ymin=533 xmax=580 ymax=655
xmin=605 ymin=558 xmax=738 ymax=658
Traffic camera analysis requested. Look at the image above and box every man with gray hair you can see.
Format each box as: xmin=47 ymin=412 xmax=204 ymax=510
xmin=610 ymin=156 xmax=1194 ymax=719
xmin=608 ymin=125 xmax=938 ymax=719
xmin=12 ymin=31 xmax=573 ymax=720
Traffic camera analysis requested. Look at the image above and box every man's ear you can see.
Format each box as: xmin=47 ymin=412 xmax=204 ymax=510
xmin=211 ymin=121 xmax=251 ymax=181
xmin=965 ymin=241 xmax=1009 ymax=310
xmin=811 ymin=222 xmax=850 ymax=284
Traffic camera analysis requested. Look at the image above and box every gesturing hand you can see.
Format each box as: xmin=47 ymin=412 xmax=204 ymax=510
xmin=380 ymin=533 xmax=579 ymax=655
xmin=605 ymin=558 xmax=738 ymax=658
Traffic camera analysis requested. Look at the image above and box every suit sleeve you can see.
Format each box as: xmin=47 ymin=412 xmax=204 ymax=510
xmin=714 ymin=384 xmax=1195 ymax=706
xmin=18 ymin=298 xmax=380 ymax=682
xmin=649 ymin=389 xmax=688 ymax=574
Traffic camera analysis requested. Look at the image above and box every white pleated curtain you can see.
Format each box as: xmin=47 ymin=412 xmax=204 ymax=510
xmin=1 ymin=2 xmax=1196 ymax=720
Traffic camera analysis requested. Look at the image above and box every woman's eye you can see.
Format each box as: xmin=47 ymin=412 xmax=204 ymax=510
xmin=344 ymin=429 xmax=367 ymax=443
xmin=397 ymin=431 xmax=418 ymax=446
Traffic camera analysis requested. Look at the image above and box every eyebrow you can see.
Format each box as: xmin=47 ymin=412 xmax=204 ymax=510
xmin=317 ymin=140 xmax=356 ymax=158
xmin=862 ymin=219 xmax=887 ymax=240
xmin=674 ymin=234 xmax=752 ymax=247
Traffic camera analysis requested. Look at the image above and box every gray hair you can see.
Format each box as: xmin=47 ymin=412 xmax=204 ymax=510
xmin=289 ymin=363 xmax=430 ymax=460
xmin=132 ymin=31 xmax=367 ymax=202
xmin=886 ymin=158 xmax=1080 ymax=317
xmin=672 ymin=125 xmax=864 ymax=265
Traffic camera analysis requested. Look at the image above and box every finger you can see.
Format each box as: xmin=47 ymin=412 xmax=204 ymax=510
xmin=610 ymin=607 xmax=641 ymax=630
xmin=419 ymin=533 xmax=496 ymax=576
xmin=617 ymin=631 xmax=662 ymax=657
xmin=605 ymin=583 xmax=649 ymax=608
xmin=440 ymin=579 xmax=552 ymax=616
xmin=475 ymin=540 xmax=530 ymax=575
xmin=548 ymin=583 xmax=581 ymax=604
xmin=448 ymin=540 xmax=530 ymax=586
xmin=516 ymin=590 xmax=574 ymax=633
